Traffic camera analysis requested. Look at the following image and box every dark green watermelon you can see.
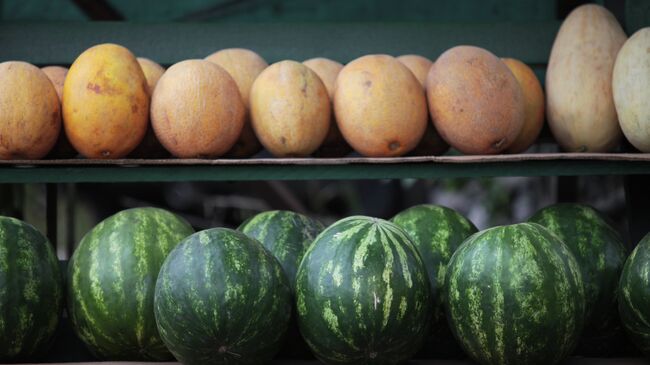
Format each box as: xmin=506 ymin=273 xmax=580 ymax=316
xmin=391 ymin=204 xmax=477 ymax=358
xmin=445 ymin=223 xmax=585 ymax=365
xmin=619 ymin=232 xmax=650 ymax=356
xmin=238 ymin=210 xmax=324 ymax=291
xmin=67 ymin=207 xmax=194 ymax=360
xmin=296 ymin=216 xmax=431 ymax=364
xmin=154 ymin=228 xmax=292 ymax=364
xmin=528 ymin=203 xmax=626 ymax=335
xmin=0 ymin=216 xmax=63 ymax=361
xmin=391 ymin=204 xmax=477 ymax=325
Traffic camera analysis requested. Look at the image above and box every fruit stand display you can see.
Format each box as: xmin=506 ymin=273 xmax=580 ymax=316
xmin=1 ymin=2 xmax=650 ymax=365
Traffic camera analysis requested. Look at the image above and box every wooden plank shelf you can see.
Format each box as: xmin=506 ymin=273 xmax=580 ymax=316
xmin=1 ymin=153 xmax=649 ymax=182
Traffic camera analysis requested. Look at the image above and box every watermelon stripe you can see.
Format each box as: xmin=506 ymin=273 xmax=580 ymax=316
xmin=445 ymin=223 xmax=584 ymax=365
xmin=296 ymin=216 xmax=431 ymax=364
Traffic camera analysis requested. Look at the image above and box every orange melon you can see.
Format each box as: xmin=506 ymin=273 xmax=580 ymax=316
xmin=63 ymin=43 xmax=149 ymax=159
xmin=41 ymin=65 xmax=77 ymax=158
xmin=303 ymin=57 xmax=351 ymax=157
xmin=397 ymin=54 xmax=449 ymax=156
xmin=129 ymin=57 xmax=169 ymax=159
xmin=0 ymin=61 xmax=61 ymax=159
xmin=151 ymin=60 xmax=245 ymax=158
xmin=502 ymin=58 xmax=545 ymax=153
xmin=206 ymin=48 xmax=268 ymax=158
xmin=426 ymin=46 xmax=524 ymax=155
xmin=250 ymin=60 xmax=330 ymax=157
xmin=334 ymin=54 xmax=427 ymax=157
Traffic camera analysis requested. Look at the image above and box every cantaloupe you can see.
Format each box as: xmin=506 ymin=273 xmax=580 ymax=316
xmin=151 ymin=60 xmax=245 ymax=158
xmin=41 ymin=66 xmax=76 ymax=158
xmin=502 ymin=58 xmax=545 ymax=154
xmin=63 ymin=43 xmax=149 ymax=159
xmin=129 ymin=57 xmax=168 ymax=159
xmin=335 ymin=54 xmax=427 ymax=157
xmin=206 ymin=48 xmax=268 ymax=158
xmin=303 ymin=57 xmax=351 ymax=157
xmin=41 ymin=66 xmax=68 ymax=100
xmin=397 ymin=54 xmax=449 ymax=156
xmin=0 ymin=61 xmax=61 ymax=159
xmin=426 ymin=46 xmax=524 ymax=155
xmin=137 ymin=58 xmax=165 ymax=94
xmin=250 ymin=60 xmax=330 ymax=157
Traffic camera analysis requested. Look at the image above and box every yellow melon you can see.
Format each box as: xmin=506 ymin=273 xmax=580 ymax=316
xmin=206 ymin=48 xmax=268 ymax=158
xmin=63 ymin=43 xmax=149 ymax=159
xmin=151 ymin=59 xmax=245 ymax=158
xmin=250 ymin=60 xmax=330 ymax=157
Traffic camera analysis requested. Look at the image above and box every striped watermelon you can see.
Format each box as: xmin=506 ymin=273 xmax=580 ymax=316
xmin=154 ymin=228 xmax=292 ymax=364
xmin=528 ymin=203 xmax=626 ymax=335
xmin=0 ymin=216 xmax=63 ymax=361
xmin=445 ymin=223 xmax=585 ymax=365
xmin=391 ymin=204 xmax=477 ymax=357
xmin=238 ymin=210 xmax=324 ymax=290
xmin=619 ymin=232 xmax=650 ymax=356
xmin=67 ymin=207 xmax=194 ymax=360
xmin=391 ymin=204 xmax=477 ymax=325
xmin=295 ymin=216 xmax=431 ymax=364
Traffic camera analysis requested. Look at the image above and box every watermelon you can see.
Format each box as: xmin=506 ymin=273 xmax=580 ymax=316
xmin=619 ymin=232 xmax=650 ymax=356
xmin=0 ymin=216 xmax=63 ymax=361
xmin=296 ymin=216 xmax=431 ymax=364
xmin=154 ymin=228 xmax=292 ymax=364
xmin=528 ymin=203 xmax=626 ymax=335
xmin=391 ymin=204 xmax=477 ymax=325
xmin=238 ymin=210 xmax=324 ymax=290
xmin=67 ymin=207 xmax=194 ymax=360
xmin=445 ymin=223 xmax=585 ymax=365
xmin=391 ymin=204 xmax=477 ymax=358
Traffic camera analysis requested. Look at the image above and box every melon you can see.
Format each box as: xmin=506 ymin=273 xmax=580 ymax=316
xmin=335 ymin=54 xmax=427 ymax=157
xmin=151 ymin=60 xmax=245 ymax=158
xmin=546 ymin=4 xmax=627 ymax=152
xmin=426 ymin=46 xmax=524 ymax=155
xmin=250 ymin=60 xmax=330 ymax=157
xmin=0 ymin=61 xmax=61 ymax=159
xmin=397 ymin=54 xmax=450 ymax=156
xmin=206 ymin=48 xmax=268 ymax=158
xmin=129 ymin=57 xmax=169 ymax=159
xmin=41 ymin=66 xmax=77 ymax=159
xmin=154 ymin=228 xmax=292 ymax=364
xmin=67 ymin=207 xmax=194 ymax=360
xmin=63 ymin=43 xmax=149 ymax=159
xmin=502 ymin=58 xmax=545 ymax=153
xmin=613 ymin=27 xmax=650 ymax=152
xmin=303 ymin=57 xmax=351 ymax=158
xmin=445 ymin=223 xmax=585 ymax=365
xmin=296 ymin=216 xmax=431 ymax=364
